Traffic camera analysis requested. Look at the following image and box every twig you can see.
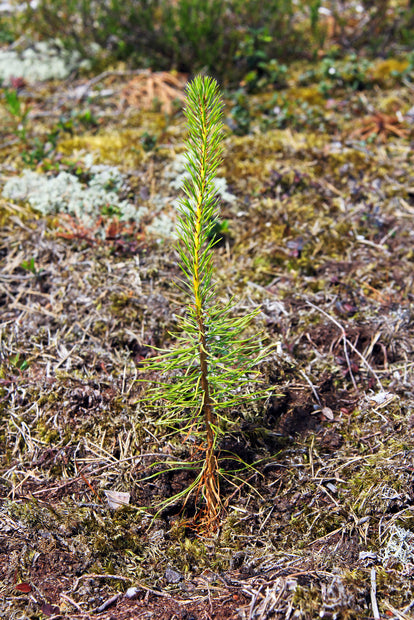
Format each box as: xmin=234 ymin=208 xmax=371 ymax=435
xmin=306 ymin=526 xmax=344 ymax=546
xmin=60 ymin=593 xmax=84 ymax=612
xmin=92 ymin=594 xmax=121 ymax=613
xmin=370 ymin=567 xmax=380 ymax=620
xmin=78 ymin=472 xmax=101 ymax=500
xmin=54 ymin=342 xmax=78 ymax=369
xmin=306 ymin=300 xmax=383 ymax=389
xmin=403 ymin=600 xmax=414 ymax=614
xmin=72 ymin=573 xmax=181 ymax=602
xmin=70 ymin=68 xmax=150 ymax=101
xmin=383 ymin=599 xmax=414 ymax=620
xmin=0 ymin=138 xmax=20 ymax=149
xmin=403 ymin=78 xmax=414 ymax=92
xmin=299 ymin=369 xmax=322 ymax=406
xmin=309 ymin=435 xmax=315 ymax=478
xmin=72 ymin=573 xmax=132 ymax=592
xmin=258 ymin=506 xmax=275 ymax=533
xmin=246 ymin=584 xmax=263 ymax=620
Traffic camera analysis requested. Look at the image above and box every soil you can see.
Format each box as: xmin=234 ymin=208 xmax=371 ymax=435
xmin=1 ymin=49 xmax=414 ymax=620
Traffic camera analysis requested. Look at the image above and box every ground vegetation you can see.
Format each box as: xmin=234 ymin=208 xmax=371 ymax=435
xmin=0 ymin=2 xmax=414 ymax=618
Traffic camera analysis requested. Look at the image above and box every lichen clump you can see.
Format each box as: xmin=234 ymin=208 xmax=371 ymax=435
xmin=2 ymin=160 xmax=146 ymax=234
xmin=0 ymin=39 xmax=87 ymax=84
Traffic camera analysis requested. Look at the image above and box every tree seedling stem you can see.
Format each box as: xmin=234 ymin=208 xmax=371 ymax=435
xmin=142 ymin=75 xmax=271 ymax=531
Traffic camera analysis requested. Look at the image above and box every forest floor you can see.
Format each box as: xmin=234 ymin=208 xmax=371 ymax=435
xmin=0 ymin=51 xmax=414 ymax=619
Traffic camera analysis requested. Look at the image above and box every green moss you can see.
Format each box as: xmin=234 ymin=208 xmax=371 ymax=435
xmin=370 ymin=58 xmax=410 ymax=86
xmin=287 ymin=86 xmax=325 ymax=107
xmin=292 ymin=585 xmax=323 ymax=616
xmin=57 ymin=108 xmax=174 ymax=170
xmin=165 ymin=537 xmax=209 ymax=574
xmin=36 ymin=421 xmax=60 ymax=444
xmin=58 ymin=130 xmax=146 ymax=169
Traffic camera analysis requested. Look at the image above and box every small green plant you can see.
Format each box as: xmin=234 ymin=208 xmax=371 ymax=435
xmin=3 ymin=87 xmax=30 ymax=142
xmin=298 ymin=54 xmax=375 ymax=95
xmin=140 ymin=131 xmax=158 ymax=152
xmin=235 ymin=27 xmax=288 ymax=92
xmin=228 ymin=89 xmax=251 ymax=135
xmin=0 ymin=14 xmax=15 ymax=44
xmin=21 ymin=127 xmax=60 ymax=168
xmin=8 ymin=353 xmax=29 ymax=372
xmin=21 ymin=257 xmax=39 ymax=275
xmin=1 ymin=87 xmax=67 ymax=167
xmin=20 ymin=257 xmax=47 ymax=289
xmin=76 ymin=106 xmax=98 ymax=128
xmin=142 ymin=75 xmax=271 ymax=531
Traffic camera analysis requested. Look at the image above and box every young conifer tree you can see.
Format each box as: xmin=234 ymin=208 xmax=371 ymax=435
xmin=143 ymin=75 xmax=270 ymax=529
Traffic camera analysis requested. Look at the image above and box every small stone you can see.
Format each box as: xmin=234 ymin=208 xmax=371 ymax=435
xmin=104 ymin=490 xmax=130 ymax=509
xmin=165 ymin=567 xmax=183 ymax=583
xmin=125 ymin=586 xmax=140 ymax=599
xmin=321 ymin=406 xmax=334 ymax=420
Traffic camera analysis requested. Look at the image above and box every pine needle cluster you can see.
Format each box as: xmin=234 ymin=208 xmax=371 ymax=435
xmin=141 ymin=75 xmax=271 ymax=530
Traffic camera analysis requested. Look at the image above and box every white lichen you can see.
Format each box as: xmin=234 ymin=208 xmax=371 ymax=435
xmin=0 ymin=39 xmax=88 ymax=85
xmin=146 ymin=211 xmax=177 ymax=240
xmin=2 ymin=151 xmax=235 ymax=242
xmin=381 ymin=525 xmax=414 ymax=566
xmin=2 ymin=160 xmax=148 ymax=238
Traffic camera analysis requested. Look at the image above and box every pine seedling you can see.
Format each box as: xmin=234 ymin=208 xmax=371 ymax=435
xmin=142 ymin=75 xmax=271 ymax=530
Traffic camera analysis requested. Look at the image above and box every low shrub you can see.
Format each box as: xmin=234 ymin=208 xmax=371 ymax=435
xmin=8 ymin=1 xmax=414 ymax=85
xmin=17 ymin=0 xmax=316 ymax=84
